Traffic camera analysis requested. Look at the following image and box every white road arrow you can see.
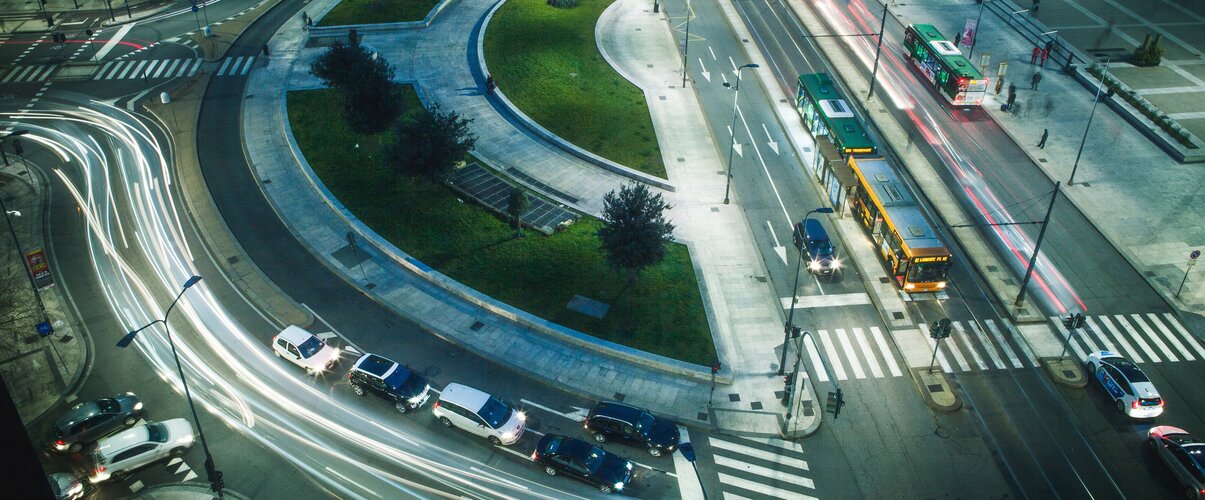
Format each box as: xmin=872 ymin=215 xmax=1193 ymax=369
xmin=698 ymin=58 xmax=710 ymax=82
xmin=762 ymin=123 xmax=780 ymax=155
xmin=766 ymin=221 xmax=788 ymax=266
xmin=521 ymin=399 xmax=590 ymax=422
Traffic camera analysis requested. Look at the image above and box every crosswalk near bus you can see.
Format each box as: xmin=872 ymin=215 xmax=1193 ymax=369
xmin=798 ymin=313 xmax=1200 ymax=382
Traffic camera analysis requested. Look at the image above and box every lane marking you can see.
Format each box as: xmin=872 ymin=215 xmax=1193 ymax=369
xmin=94 ymin=23 xmax=135 ymax=61
xmin=870 ymin=327 xmax=903 ymax=377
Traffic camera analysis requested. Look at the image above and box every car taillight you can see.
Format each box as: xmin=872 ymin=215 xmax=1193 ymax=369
xmin=55 ymin=439 xmax=65 ymax=446
xmin=1132 ymin=401 xmax=1140 ymax=410
xmin=433 ymin=401 xmax=440 ymax=409
xmin=95 ymin=466 xmax=105 ymax=473
xmin=531 ymin=451 xmax=539 ymax=461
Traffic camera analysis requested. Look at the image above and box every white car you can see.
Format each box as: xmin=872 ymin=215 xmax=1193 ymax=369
xmin=1086 ymin=351 xmax=1164 ymax=418
xmin=272 ymin=325 xmax=340 ymax=374
xmin=88 ymin=419 xmax=195 ymax=483
xmin=432 ymin=383 xmax=525 ymax=446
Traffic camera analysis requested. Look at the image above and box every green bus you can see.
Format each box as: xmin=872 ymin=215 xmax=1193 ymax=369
xmin=795 ymin=73 xmax=876 ymax=156
xmin=902 ymin=24 xmax=988 ymax=107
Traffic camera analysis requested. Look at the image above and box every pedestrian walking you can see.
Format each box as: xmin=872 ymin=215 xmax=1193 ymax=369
xmin=1040 ymin=48 xmax=1049 ymax=66
xmin=1043 ymin=95 xmax=1054 ymax=117
xmin=1010 ymin=99 xmax=1022 ymax=117
xmin=1037 ymin=128 xmax=1049 ymax=148
xmin=262 ymin=44 xmax=269 ymax=56
xmin=1032 ymin=0 xmax=1040 ymax=13
xmin=1031 ymin=71 xmax=1042 ymax=90
xmin=485 ymin=74 xmax=496 ymax=94
xmin=1008 ymin=83 xmax=1016 ymax=101
xmin=1007 ymin=92 xmax=1016 ymax=109
xmin=954 ymin=31 xmax=963 ymax=46
xmin=1031 ymin=47 xmax=1041 ymax=64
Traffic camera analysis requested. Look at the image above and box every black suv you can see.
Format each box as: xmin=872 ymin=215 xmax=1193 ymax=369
xmin=348 ymin=353 xmax=431 ymax=413
xmin=51 ymin=393 xmax=143 ymax=453
xmin=583 ymin=401 xmax=680 ymax=457
xmin=533 ymin=434 xmax=634 ymax=494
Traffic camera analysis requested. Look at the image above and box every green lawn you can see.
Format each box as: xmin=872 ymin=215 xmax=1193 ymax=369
xmin=318 ymin=0 xmax=441 ymax=26
xmin=483 ymin=0 xmax=666 ymax=178
xmin=287 ymin=88 xmax=715 ymax=365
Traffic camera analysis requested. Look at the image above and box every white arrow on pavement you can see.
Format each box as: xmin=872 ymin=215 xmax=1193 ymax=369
xmin=521 ymin=399 xmax=590 ymax=422
xmin=733 ymin=142 xmax=743 ymax=158
xmin=766 ymin=221 xmax=788 ymax=266
xmin=762 ymin=123 xmax=779 ymax=155
xmin=698 ymin=58 xmax=710 ymax=82
xmin=708 ymin=45 xmax=717 ymax=60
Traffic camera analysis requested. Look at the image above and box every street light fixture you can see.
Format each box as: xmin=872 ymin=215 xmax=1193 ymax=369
xmin=778 ymin=208 xmax=834 ymax=375
xmin=116 ymin=276 xmax=225 ymax=497
xmin=0 ymin=171 xmax=49 ymax=327
xmin=0 ymin=129 xmax=29 ymax=167
xmin=1069 ymin=54 xmax=1111 ymax=186
xmin=723 ymin=63 xmax=759 ymax=205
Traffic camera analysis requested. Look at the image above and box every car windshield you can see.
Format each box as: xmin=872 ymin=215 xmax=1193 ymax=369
xmin=1110 ymin=358 xmax=1149 ymax=383
xmin=635 ymin=412 xmax=656 ymax=436
xmin=96 ymin=398 xmax=119 ymax=413
xmin=584 ymin=447 xmax=606 ymax=474
xmin=384 ymin=366 xmax=411 ymax=390
xmin=808 ymin=239 xmax=834 ymax=257
xmin=907 ymin=260 xmax=950 ymax=283
xmin=477 ymin=397 xmax=513 ymax=429
xmin=146 ymin=422 xmax=168 ymax=443
xmin=297 ymin=336 xmax=325 ymax=358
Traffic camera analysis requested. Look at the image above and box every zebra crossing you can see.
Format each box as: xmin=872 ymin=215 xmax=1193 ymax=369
xmin=801 ymin=313 xmax=1201 ymax=382
xmin=0 ymin=56 xmax=260 ymax=84
xmin=93 ymin=58 xmax=204 ymax=81
xmin=708 ymin=435 xmax=816 ymax=500
xmin=1055 ymin=312 xmax=1205 ymax=365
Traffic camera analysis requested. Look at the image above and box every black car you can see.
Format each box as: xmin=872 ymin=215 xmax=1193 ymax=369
xmin=1148 ymin=426 xmax=1205 ymax=499
xmin=532 ymin=434 xmax=634 ymax=494
xmin=584 ymin=401 xmax=680 ymax=456
xmin=347 ymin=353 xmax=432 ymax=413
xmin=51 ymin=393 xmax=143 ymax=453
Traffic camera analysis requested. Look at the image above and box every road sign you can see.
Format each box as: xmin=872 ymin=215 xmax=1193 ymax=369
xmin=1192 ymin=250 xmax=1201 ymax=260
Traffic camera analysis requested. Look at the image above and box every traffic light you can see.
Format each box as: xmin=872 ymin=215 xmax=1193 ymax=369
xmin=826 ymin=389 xmax=846 ymax=418
xmin=209 ymin=470 xmax=224 ymax=492
xmin=1062 ymin=313 xmax=1085 ymax=330
xmin=86 ymin=29 xmax=93 ymax=37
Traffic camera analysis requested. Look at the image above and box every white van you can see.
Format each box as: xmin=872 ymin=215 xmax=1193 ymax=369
xmin=432 ymin=383 xmax=525 ymax=446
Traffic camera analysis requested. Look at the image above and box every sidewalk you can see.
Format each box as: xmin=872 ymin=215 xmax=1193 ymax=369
xmin=0 ymin=164 xmax=88 ymax=425
xmin=225 ymin=0 xmax=821 ymax=437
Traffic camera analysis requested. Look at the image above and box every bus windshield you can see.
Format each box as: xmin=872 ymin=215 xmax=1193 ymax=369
xmin=907 ymin=260 xmax=950 ymax=284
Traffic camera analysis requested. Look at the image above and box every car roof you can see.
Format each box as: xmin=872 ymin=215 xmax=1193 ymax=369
xmin=353 ymin=354 xmax=397 ymax=378
xmin=277 ymin=325 xmax=316 ymax=345
xmin=1102 ymin=355 xmax=1150 ymax=383
xmin=555 ymin=436 xmax=598 ymax=459
xmin=55 ymin=401 xmax=102 ymax=428
xmin=97 ymin=423 xmax=151 ymax=454
xmin=592 ymin=401 xmax=643 ymax=422
xmin=440 ymin=383 xmax=490 ymax=410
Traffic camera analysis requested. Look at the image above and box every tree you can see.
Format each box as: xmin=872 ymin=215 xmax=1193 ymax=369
xmin=507 ymin=187 xmax=530 ymax=238
xmin=597 ymin=183 xmax=675 ymax=284
xmin=310 ymin=40 xmax=369 ymax=90
xmin=0 ymin=268 xmax=37 ymax=350
xmin=311 ymin=40 xmax=401 ymax=135
xmin=385 ymin=103 xmax=476 ymax=182
xmin=342 ymin=70 xmax=402 ymax=135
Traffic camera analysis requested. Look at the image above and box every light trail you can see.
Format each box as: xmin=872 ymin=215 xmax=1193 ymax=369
xmin=4 ymin=95 xmax=584 ymax=499
xmin=815 ymin=0 xmax=1086 ymax=315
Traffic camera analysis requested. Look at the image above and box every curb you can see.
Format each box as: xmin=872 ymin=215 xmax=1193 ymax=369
xmin=1039 ymin=356 xmax=1088 ymax=389
xmin=908 ymin=367 xmax=962 ymax=413
xmin=308 ymin=0 xmax=455 ymax=34
xmin=476 ymin=0 xmax=677 ymax=193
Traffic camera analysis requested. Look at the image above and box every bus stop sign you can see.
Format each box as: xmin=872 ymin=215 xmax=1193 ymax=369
xmin=1192 ymin=250 xmax=1201 ymax=260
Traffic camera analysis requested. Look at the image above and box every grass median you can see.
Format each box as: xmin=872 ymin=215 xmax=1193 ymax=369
xmin=287 ymin=87 xmax=715 ymax=365
xmin=317 ymin=0 xmax=442 ymax=26
xmin=483 ymin=0 xmax=665 ymax=178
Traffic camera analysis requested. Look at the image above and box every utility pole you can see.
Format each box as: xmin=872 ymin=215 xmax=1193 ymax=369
xmin=866 ymin=2 xmax=889 ymax=100
xmin=1014 ymin=182 xmax=1060 ymax=308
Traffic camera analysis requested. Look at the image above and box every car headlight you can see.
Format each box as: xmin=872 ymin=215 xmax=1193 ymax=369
xmin=133 ymin=402 xmax=143 ymax=411
xmin=831 ymin=259 xmax=841 ymax=269
xmin=614 ymin=482 xmax=625 ymax=491
xmin=515 ymin=411 xmax=526 ymax=422
xmin=408 ymin=392 xmax=426 ymax=404
xmin=501 ymin=431 xmax=516 ymax=441
xmin=904 ymin=283 xmax=915 ymax=290
xmin=808 ymin=261 xmax=821 ymax=271
xmin=937 ymin=281 xmax=947 ymax=288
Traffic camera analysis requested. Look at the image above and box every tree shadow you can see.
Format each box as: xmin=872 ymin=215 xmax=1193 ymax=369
xmin=425 ymin=235 xmax=515 ymax=267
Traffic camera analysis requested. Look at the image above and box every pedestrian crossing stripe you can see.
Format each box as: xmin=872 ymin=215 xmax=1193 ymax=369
xmin=802 ymin=313 xmax=1200 ymax=381
xmin=1 ymin=65 xmax=57 ymax=84
xmin=709 ymin=436 xmax=816 ymax=500
xmin=94 ymin=59 xmax=204 ymax=80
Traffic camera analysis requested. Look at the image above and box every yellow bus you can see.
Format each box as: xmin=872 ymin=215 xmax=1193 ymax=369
xmin=847 ymin=156 xmax=951 ymax=292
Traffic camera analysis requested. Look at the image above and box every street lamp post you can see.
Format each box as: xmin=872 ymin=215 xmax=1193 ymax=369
xmin=778 ymin=208 xmax=834 ymax=375
xmin=968 ymin=0 xmax=990 ymax=60
xmin=1014 ymin=182 xmax=1060 ymax=308
xmin=866 ymin=2 xmax=889 ymax=100
xmin=681 ymin=0 xmax=692 ymax=88
xmin=723 ymin=63 xmax=759 ymax=205
xmin=0 ymin=130 xmax=49 ymax=326
xmin=1069 ymin=55 xmax=1110 ymax=186
xmin=117 ymin=276 xmax=224 ymax=497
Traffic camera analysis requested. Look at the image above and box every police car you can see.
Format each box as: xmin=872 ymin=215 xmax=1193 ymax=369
xmin=1086 ymin=351 xmax=1164 ymax=418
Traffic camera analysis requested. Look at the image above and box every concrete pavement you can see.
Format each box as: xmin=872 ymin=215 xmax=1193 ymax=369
xmin=227 ymin=0 xmax=825 ymax=438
